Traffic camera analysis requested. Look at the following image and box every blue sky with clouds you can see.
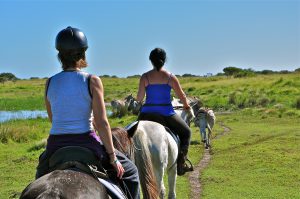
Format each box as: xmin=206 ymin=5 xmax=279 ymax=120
xmin=1 ymin=0 xmax=299 ymax=79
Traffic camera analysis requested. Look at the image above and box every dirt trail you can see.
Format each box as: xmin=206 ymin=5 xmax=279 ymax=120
xmin=189 ymin=122 xmax=230 ymax=199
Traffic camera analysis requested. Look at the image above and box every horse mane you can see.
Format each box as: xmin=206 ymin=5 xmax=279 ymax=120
xmin=111 ymin=127 xmax=133 ymax=157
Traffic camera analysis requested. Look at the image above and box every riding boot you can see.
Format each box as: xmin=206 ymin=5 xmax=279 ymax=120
xmin=177 ymin=147 xmax=193 ymax=176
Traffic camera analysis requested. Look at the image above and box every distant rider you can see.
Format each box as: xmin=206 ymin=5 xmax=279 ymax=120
xmin=136 ymin=47 xmax=193 ymax=175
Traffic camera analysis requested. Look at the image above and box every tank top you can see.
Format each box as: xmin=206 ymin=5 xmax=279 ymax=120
xmin=141 ymin=73 xmax=176 ymax=116
xmin=47 ymin=71 xmax=93 ymax=135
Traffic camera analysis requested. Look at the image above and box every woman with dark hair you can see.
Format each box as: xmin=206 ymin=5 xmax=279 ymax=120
xmin=36 ymin=26 xmax=140 ymax=198
xmin=136 ymin=47 xmax=193 ymax=176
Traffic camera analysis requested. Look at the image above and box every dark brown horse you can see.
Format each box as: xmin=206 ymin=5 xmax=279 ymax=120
xmin=20 ymin=127 xmax=158 ymax=199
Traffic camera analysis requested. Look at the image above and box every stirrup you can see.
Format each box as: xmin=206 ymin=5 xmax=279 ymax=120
xmin=185 ymin=158 xmax=194 ymax=172
xmin=177 ymin=158 xmax=194 ymax=176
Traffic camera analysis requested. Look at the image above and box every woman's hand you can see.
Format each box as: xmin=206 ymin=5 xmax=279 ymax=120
xmin=184 ymin=105 xmax=191 ymax=110
xmin=109 ymin=153 xmax=125 ymax=179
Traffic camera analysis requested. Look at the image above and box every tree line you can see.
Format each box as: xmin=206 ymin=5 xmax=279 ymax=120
xmin=1 ymin=67 xmax=299 ymax=82
xmin=218 ymin=67 xmax=300 ymax=78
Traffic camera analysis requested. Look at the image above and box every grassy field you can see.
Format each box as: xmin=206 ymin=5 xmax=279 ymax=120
xmin=0 ymin=73 xmax=299 ymax=198
xmin=0 ymin=116 xmax=202 ymax=198
xmin=202 ymin=112 xmax=300 ymax=199
xmin=1 ymin=73 xmax=299 ymax=113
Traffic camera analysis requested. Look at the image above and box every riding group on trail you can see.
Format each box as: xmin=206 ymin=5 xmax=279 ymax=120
xmin=20 ymin=27 xmax=215 ymax=199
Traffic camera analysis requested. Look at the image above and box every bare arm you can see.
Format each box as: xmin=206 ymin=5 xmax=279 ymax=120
xmin=170 ymin=75 xmax=190 ymax=109
xmin=90 ymin=75 xmax=115 ymax=155
xmin=90 ymin=75 xmax=124 ymax=178
xmin=136 ymin=74 xmax=146 ymax=102
xmin=45 ymin=79 xmax=52 ymax=122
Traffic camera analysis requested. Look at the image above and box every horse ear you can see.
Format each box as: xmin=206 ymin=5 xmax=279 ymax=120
xmin=125 ymin=121 xmax=139 ymax=137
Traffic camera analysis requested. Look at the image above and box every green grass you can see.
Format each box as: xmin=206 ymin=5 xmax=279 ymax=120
xmin=0 ymin=80 xmax=45 ymax=110
xmin=0 ymin=114 xmax=202 ymax=198
xmin=0 ymin=142 xmax=42 ymax=199
xmin=201 ymin=112 xmax=300 ymax=199
xmin=0 ymin=73 xmax=299 ymax=198
xmin=1 ymin=73 xmax=299 ymax=112
xmin=2 ymin=112 xmax=299 ymax=198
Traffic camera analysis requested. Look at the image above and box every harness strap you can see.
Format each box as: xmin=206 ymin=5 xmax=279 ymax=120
xmin=145 ymin=73 xmax=150 ymax=85
xmin=54 ymin=161 xmax=108 ymax=179
xmin=87 ymin=74 xmax=92 ymax=98
xmin=167 ymin=73 xmax=172 ymax=85
xmin=45 ymin=77 xmax=52 ymax=97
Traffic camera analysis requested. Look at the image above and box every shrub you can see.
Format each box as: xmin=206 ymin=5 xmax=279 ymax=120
xmin=187 ymin=87 xmax=195 ymax=92
xmin=228 ymin=92 xmax=236 ymax=105
xmin=0 ymin=72 xmax=19 ymax=81
xmin=258 ymin=97 xmax=270 ymax=107
xmin=247 ymin=97 xmax=257 ymax=106
xmin=273 ymin=77 xmax=283 ymax=85
xmin=296 ymin=98 xmax=300 ymax=109
xmin=28 ymin=139 xmax=47 ymax=152
xmin=0 ymin=126 xmax=30 ymax=143
xmin=234 ymin=70 xmax=256 ymax=78
xmin=223 ymin=66 xmax=242 ymax=76
xmin=261 ymin=70 xmax=275 ymax=75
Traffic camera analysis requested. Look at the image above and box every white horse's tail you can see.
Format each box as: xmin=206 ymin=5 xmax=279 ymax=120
xmin=133 ymin=129 xmax=159 ymax=199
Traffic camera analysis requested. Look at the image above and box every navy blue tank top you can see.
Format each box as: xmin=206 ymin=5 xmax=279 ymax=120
xmin=140 ymin=73 xmax=175 ymax=116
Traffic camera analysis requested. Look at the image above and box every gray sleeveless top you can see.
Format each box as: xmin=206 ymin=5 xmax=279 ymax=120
xmin=47 ymin=71 xmax=93 ymax=135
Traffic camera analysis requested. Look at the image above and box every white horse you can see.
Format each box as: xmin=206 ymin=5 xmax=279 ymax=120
xmin=194 ymin=108 xmax=216 ymax=149
xmin=128 ymin=98 xmax=197 ymax=199
xmin=111 ymin=97 xmax=131 ymax=117
xmin=171 ymin=97 xmax=216 ymax=149
xmin=123 ymin=95 xmax=201 ymax=198
xmin=132 ymin=120 xmax=179 ymax=199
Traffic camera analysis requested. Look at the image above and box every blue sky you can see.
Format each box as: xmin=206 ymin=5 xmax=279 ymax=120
xmin=1 ymin=0 xmax=299 ymax=79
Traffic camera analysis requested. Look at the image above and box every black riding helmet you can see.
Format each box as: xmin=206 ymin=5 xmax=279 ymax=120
xmin=55 ymin=26 xmax=88 ymax=51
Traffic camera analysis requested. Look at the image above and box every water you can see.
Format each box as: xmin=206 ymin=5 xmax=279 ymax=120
xmin=0 ymin=110 xmax=48 ymax=123
xmin=0 ymin=110 xmax=113 ymax=123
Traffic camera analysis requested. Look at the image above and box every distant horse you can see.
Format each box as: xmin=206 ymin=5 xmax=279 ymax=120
xmin=125 ymin=94 xmax=141 ymax=115
xmin=171 ymin=97 xmax=216 ymax=148
xmin=172 ymin=96 xmax=200 ymax=127
xmin=111 ymin=99 xmax=130 ymax=117
xmin=19 ymin=128 xmax=137 ymax=199
xmin=194 ymin=108 xmax=216 ymax=149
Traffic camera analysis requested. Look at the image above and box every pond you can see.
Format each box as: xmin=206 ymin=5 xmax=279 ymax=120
xmin=0 ymin=110 xmax=113 ymax=123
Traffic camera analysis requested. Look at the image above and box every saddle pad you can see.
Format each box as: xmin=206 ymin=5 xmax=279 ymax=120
xmin=165 ymin=127 xmax=180 ymax=147
xmin=98 ymin=178 xmax=126 ymax=199
xmin=49 ymin=146 xmax=100 ymax=169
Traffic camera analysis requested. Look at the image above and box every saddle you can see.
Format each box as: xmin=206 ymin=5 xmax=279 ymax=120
xmin=47 ymin=146 xmax=126 ymax=199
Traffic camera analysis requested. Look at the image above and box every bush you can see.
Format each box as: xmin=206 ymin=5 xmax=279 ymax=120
xmin=261 ymin=70 xmax=275 ymax=75
xmin=234 ymin=70 xmax=256 ymax=78
xmin=296 ymin=98 xmax=300 ymax=109
xmin=223 ymin=66 xmax=242 ymax=76
xmin=258 ymin=97 xmax=270 ymax=107
xmin=247 ymin=97 xmax=257 ymax=106
xmin=0 ymin=126 xmax=30 ymax=143
xmin=0 ymin=72 xmax=19 ymax=83
xmin=228 ymin=92 xmax=236 ymax=105
xmin=187 ymin=87 xmax=195 ymax=92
